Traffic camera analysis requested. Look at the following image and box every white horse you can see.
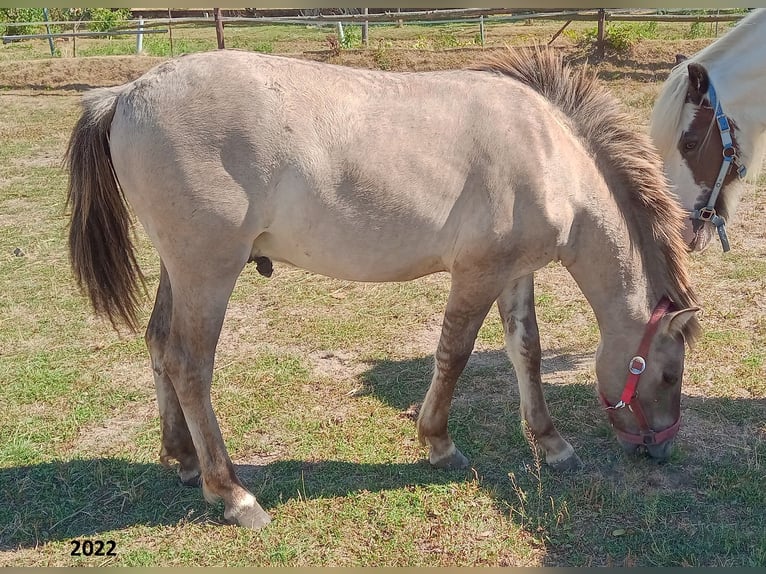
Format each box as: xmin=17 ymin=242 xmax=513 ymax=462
xmin=651 ymin=8 xmax=766 ymax=252
xmin=67 ymin=47 xmax=699 ymax=528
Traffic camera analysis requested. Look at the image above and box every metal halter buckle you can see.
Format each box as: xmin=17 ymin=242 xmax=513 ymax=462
xmin=697 ymin=207 xmax=716 ymax=221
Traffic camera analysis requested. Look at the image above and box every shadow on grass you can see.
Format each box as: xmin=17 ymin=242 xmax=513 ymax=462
xmin=0 ymin=456 xmax=472 ymax=551
xmin=2 ymin=349 xmax=764 ymax=566
xmin=0 ymin=347 xmax=601 ymax=551
xmin=360 ymin=348 xmax=593 ymax=411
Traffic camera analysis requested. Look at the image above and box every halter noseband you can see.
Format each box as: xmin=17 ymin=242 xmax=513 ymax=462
xmin=688 ymin=80 xmax=747 ymax=253
xmin=599 ymin=296 xmax=679 ymax=446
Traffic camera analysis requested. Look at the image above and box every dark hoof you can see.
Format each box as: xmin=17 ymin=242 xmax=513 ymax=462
xmin=548 ymin=452 xmax=583 ymax=472
xmin=430 ymin=447 xmax=469 ymax=470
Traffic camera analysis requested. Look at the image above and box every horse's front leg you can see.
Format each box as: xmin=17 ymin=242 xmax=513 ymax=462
xmin=145 ymin=262 xmax=201 ymax=486
xmin=497 ymin=274 xmax=582 ymax=471
xmin=163 ymin=265 xmax=270 ymax=529
xmin=417 ymin=273 xmax=500 ymax=469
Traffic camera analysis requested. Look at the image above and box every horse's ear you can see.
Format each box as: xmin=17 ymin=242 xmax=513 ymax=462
xmin=660 ymin=307 xmax=701 ymax=338
xmin=686 ymin=62 xmax=709 ymax=105
xmin=675 ymin=53 xmax=688 ymax=65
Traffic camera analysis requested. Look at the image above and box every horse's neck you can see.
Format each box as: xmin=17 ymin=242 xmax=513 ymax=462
xmin=560 ymin=204 xmax=655 ymax=337
xmin=701 ymin=19 xmax=766 ymax=129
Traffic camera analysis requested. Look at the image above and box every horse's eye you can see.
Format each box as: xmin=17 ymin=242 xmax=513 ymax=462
xmin=683 ymin=140 xmax=698 ymax=152
xmin=663 ymin=373 xmax=680 ymax=386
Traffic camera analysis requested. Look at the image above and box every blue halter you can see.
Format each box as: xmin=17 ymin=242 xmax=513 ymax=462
xmin=689 ymin=80 xmax=747 ymax=253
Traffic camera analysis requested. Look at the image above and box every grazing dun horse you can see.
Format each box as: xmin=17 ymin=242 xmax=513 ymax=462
xmin=650 ymin=8 xmax=766 ymax=252
xmin=67 ymin=47 xmax=700 ymax=529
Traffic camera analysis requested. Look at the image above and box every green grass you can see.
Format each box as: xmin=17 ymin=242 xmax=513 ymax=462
xmin=0 ymin=23 xmax=765 ymax=567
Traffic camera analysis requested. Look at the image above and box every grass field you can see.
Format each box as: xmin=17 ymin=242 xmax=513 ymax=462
xmin=0 ymin=18 xmax=764 ymax=567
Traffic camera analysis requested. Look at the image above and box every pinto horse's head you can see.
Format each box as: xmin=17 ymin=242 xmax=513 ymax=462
xmin=651 ymin=7 xmax=766 ymax=255
xmin=651 ymin=62 xmax=749 ymax=253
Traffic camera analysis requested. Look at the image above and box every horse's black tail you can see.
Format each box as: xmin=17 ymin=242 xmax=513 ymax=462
xmin=65 ymin=87 xmax=145 ymax=331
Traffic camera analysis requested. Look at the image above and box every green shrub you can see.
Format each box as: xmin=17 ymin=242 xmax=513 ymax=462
xmin=687 ymin=21 xmax=707 ymax=39
xmin=437 ymin=31 xmax=460 ymax=48
xmin=340 ymin=24 xmax=360 ymax=49
xmin=86 ymin=7 xmax=131 ymax=33
xmin=605 ymin=23 xmax=641 ymax=51
xmin=638 ymin=20 xmax=659 ymax=38
xmin=0 ymin=8 xmax=45 ymax=37
xmin=576 ymin=21 xmax=658 ymax=53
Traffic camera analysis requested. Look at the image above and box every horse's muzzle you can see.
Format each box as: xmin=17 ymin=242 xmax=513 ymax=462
xmin=683 ymin=220 xmax=714 ymax=252
xmin=618 ymin=437 xmax=674 ymax=460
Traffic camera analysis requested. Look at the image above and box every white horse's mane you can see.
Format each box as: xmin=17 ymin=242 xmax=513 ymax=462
xmin=650 ymin=8 xmax=766 ymax=182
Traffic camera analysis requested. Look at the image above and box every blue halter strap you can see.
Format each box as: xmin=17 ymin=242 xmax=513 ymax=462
xmin=689 ymin=81 xmax=747 ymax=253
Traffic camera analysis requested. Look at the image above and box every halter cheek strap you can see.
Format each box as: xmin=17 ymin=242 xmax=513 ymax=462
xmin=599 ymin=296 xmax=679 ymax=446
xmin=689 ymin=80 xmax=747 ymax=253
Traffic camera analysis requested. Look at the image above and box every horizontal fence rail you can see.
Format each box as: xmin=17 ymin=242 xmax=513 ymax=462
xmin=1 ymin=8 xmax=751 ymax=58
xmin=3 ymin=29 xmax=167 ymax=41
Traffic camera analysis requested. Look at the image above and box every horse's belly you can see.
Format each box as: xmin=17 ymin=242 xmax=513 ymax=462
xmin=250 ymin=225 xmax=446 ymax=282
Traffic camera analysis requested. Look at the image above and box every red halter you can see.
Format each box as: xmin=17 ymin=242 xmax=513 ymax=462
xmin=599 ymin=296 xmax=680 ymax=446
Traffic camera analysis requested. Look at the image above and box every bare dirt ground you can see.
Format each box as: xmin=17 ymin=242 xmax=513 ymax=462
xmin=0 ymin=39 xmax=713 ymax=92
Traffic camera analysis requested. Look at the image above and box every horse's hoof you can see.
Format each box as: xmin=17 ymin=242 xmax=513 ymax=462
xmin=224 ymin=499 xmax=272 ymax=529
xmin=178 ymin=467 xmax=202 ymax=487
xmin=429 ymin=445 xmax=469 ymax=470
xmin=548 ymin=452 xmax=583 ymax=472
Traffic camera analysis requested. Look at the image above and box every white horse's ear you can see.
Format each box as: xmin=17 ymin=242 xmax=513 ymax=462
xmin=686 ymin=63 xmax=709 ymax=105
xmin=660 ymin=307 xmax=701 ymax=337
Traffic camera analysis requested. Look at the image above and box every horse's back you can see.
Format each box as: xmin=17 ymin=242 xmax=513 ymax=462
xmin=105 ymin=50 xmax=592 ymax=282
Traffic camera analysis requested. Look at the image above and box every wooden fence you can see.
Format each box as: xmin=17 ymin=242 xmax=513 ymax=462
xmin=1 ymin=8 xmax=750 ymax=58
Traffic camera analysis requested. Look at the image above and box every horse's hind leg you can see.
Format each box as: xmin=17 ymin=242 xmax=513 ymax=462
xmin=497 ymin=275 xmax=582 ymax=471
xmin=146 ymin=262 xmax=201 ymax=486
xmin=162 ymin=259 xmax=270 ymax=529
xmin=417 ymin=273 xmax=501 ymax=469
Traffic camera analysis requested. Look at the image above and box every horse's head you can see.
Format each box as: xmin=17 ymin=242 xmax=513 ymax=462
xmin=595 ymin=299 xmax=699 ymax=460
xmin=651 ymin=61 xmax=749 ymax=253
xmin=673 ymin=62 xmax=746 ymax=252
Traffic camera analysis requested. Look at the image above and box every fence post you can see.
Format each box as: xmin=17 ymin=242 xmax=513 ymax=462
xmin=362 ymin=8 xmax=369 ymax=47
xmin=596 ymin=8 xmax=606 ymax=59
xmin=136 ymin=17 xmax=144 ymax=54
xmin=214 ymin=8 xmax=225 ymax=49
xmin=42 ymin=7 xmax=55 ymax=56
xmin=336 ymin=21 xmax=345 ymax=43
xmin=479 ymin=15 xmax=485 ymax=46
xmin=167 ymin=9 xmax=174 ymax=56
